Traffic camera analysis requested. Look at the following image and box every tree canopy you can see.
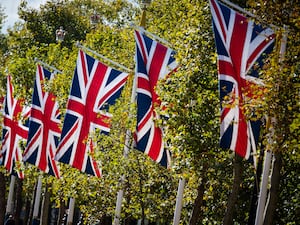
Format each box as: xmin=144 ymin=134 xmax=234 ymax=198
xmin=0 ymin=0 xmax=299 ymax=225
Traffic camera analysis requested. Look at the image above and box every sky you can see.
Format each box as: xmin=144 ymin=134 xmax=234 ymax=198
xmin=1 ymin=0 xmax=48 ymax=33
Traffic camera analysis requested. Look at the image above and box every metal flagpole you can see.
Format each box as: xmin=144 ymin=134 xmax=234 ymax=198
xmin=34 ymin=58 xmax=62 ymax=74
xmin=113 ymin=1 xmax=151 ymax=224
xmin=76 ymin=41 xmax=131 ymax=225
xmin=32 ymin=175 xmax=43 ymax=224
xmin=254 ymin=148 xmax=273 ymax=225
xmin=254 ymin=25 xmax=288 ymax=225
xmin=75 ymin=42 xmax=131 ymax=73
xmin=67 ymin=198 xmax=75 ymax=225
xmin=113 ymin=73 xmax=136 ymax=225
xmin=113 ymin=187 xmax=124 ymax=225
xmin=220 ymin=0 xmax=256 ymax=18
xmin=5 ymin=175 xmax=16 ymax=216
xmin=130 ymin=24 xmax=172 ymax=47
xmin=172 ymin=178 xmax=186 ymax=225
xmin=219 ymin=0 xmax=279 ymax=30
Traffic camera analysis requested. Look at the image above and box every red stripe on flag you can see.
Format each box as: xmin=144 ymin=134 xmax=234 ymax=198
xmin=148 ymin=126 xmax=163 ymax=161
xmin=246 ymin=34 xmax=276 ymax=71
xmin=72 ymin=61 xmax=107 ymax=171
xmin=135 ymin=31 xmax=148 ymax=65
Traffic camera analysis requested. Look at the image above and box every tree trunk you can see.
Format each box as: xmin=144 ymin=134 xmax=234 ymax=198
xmin=223 ymin=154 xmax=243 ymax=225
xmin=138 ymin=163 xmax=145 ymax=225
xmin=57 ymin=199 xmax=66 ymax=225
xmin=140 ymin=179 xmax=145 ymax=225
xmin=14 ymin=177 xmax=23 ymax=225
xmin=23 ymin=198 xmax=31 ymax=225
xmin=189 ymin=165 xmax=208 ymax=225
xmin=27 ymin=182 xmax=37 ymax=225
xmin=0 ymin=172 xmax=6 ymax=225
xmin=263 ymin=152 xmax=282 ymax=225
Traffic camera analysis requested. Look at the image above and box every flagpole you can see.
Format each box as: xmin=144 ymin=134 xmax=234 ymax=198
xmin=75 ymin=42 xmax=131 ymax=73
xmin=130 ymin=24 xmax=172 ymax=47
xmin=254 ymin=149 xmax=273 ymax=225
xmin=113 ymin=2 xmax=150 ymax=224
xmin=32 ymin=175 xmax=43 ymax=224
xmin=219 ymin=0 xmax=279 ymax=30
xmin=112 ymin=75 xmax=136 ymax=225
xmin=220 ymin=0 xmax=256 ymax=18
xmin=5 ymin=175 xmax=16 ymax=216
xmin=34 ymin=58 xmax=62 ymax=74
xmin=172 ymin=178 xmax=185 ymax=225
xmin=113 ymin=188 xmax=124 ymax=225
xmin=67 ymin=198 xmax=75 ymax=225
xmin=254 ymin=25 xmax=288 ymax=225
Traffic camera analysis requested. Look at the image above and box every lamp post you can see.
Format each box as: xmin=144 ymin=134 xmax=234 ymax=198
xmin=55 ymin=26 xmax=66 ymax=42
xmin=140 ymin=0 xmax=152 ymax=27
xmin=90 ymin=10 xmax=100 ymax=26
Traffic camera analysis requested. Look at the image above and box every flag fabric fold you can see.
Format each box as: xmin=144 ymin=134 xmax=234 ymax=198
xmin=209 ymin=0 xmax=275 ymax=159
xmin=134 ymin=29 xmax=177 ymax=167
xmin=23 ymin=65 xmax=61 ymax=178
xmin=1 ymin=75 xmax=30 ymax=179
xmin=55 ymin=50 xmax=129 ymax=177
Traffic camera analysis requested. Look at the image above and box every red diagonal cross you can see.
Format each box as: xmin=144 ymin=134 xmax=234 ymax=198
xmin=3 ymin=100 xmax=28 ymax=172
xmin=67 ymin=57 xmax=111 ymax=170
xmin=27 ymin=93 xmax=60 ymax=171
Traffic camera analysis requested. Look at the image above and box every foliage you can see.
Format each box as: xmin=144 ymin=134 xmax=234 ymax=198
xmin=0 ymin=4 xmax=7 ymax=56
xmin=0 ymin=0 xmax=298 ymax=224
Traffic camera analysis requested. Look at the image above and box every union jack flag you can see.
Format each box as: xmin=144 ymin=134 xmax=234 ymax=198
xmin=209 ymin=0 xmax=275 ymax=159
xmin=134 ymin=30 xmax=177 ymax=167
xmin=1 ymin=75 xmax=30 ymax=179
xmin=55 ymin=50 xmax=129 ymax=177
xmin=0 ymin=97 xmax=4 ymax=164
xmin=23 ymin=65 xmax=61 ymax=178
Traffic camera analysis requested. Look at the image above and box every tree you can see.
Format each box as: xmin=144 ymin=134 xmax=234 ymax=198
xmin=0 ymin=4 xmax=7 ymax=54
xmin=0 ymin=170 xmax=6 ymax=225
xmin=244 ymin=1 xmax=300 ymax=224
xmin=0 ymin=0 xmax=298 ymax=224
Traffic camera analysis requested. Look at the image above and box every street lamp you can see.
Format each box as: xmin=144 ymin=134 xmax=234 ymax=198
xmin=56 ymin=26 xmax=66 ymax=42
xmin=141 ymin=0 xmax=152 ymax=9
xmin=90 ymin=10 xmax=100 ymax=25
xmin=140 ymin=0 xmax=152 ymax=27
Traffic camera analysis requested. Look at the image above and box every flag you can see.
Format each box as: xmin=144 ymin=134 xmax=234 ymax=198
xmin=23 ymin=65 xmax=61 ymax=178
xmin=0 ymin=97 xmax=4 ymax=165
xmin=1 ymin=75 xmax=30 ymax=179
xmin=134 ymin=30 xmax=177 ymax=167
xmin=209 ymin=0 xmax=275 ymax=159
xmin=55 ymin=50 xmax=129 ymax=177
